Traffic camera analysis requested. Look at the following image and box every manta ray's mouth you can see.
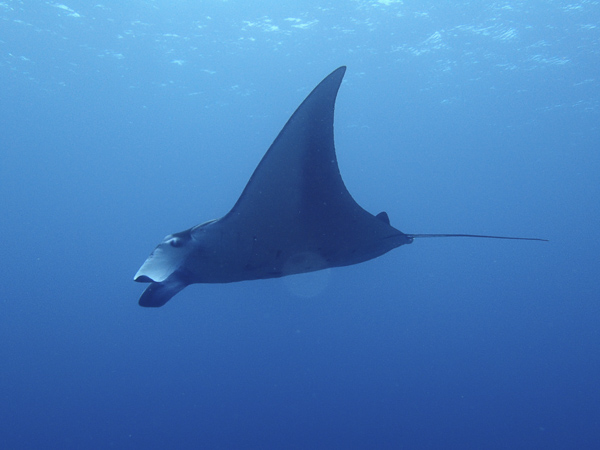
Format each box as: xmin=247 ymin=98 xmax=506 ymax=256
xmin=134 ymin=274 xmax=154 ymax=283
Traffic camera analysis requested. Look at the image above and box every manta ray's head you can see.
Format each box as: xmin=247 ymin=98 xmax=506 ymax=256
xmin=134 ymin=219 xmax=223 ymax=307
xmin=133 ymin=229 xmax=196 ymax=307
xmin=134 ymin=229 xmax=194 ymax=284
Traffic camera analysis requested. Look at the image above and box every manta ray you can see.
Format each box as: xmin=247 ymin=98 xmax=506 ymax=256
xmin=135 ymin=66 xmax=546 ymax=307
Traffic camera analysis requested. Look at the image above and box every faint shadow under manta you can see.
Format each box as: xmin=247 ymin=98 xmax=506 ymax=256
xmin=134 ymin=66 xmax=546 ymax=307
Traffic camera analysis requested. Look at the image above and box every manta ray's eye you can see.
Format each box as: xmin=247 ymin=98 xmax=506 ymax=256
xmin=168 ymin=237 xmax=182 ymax=247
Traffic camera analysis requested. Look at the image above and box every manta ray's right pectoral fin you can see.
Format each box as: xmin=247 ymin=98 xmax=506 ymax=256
xmin=137 ymin=274 xmax=188 ymax=307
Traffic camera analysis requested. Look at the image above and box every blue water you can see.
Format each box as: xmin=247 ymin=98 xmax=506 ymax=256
xmin=1 ymin=1 xmax=599 ymax=448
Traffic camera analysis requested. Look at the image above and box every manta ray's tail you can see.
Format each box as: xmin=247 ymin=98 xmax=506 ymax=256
xmin=407 ymin=233 xmax=548 ymax=242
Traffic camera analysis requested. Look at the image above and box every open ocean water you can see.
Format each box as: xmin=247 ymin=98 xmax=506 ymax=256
xmin=1 ymin=1 xmax=599 ymax=448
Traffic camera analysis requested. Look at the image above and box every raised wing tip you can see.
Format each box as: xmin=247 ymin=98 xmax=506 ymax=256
xmin=325 ymin=66 xmax=346 ymax=85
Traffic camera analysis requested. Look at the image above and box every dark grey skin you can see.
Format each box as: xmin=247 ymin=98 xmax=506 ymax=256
xmin=135 ymin=67 xmax=546 ymax=307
